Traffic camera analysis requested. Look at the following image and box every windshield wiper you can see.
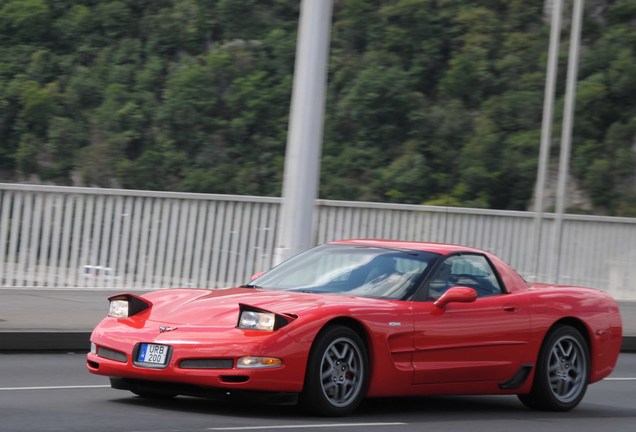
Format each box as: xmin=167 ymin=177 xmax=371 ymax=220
xmin=286 ymin=288 xmax=316 ymax=293
xmin=239 ymin=283 xmax=262 ymax=289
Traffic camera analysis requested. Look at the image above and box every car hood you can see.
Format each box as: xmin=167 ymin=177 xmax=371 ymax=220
xmin=141 ymin=287 xmax=385 ymax=327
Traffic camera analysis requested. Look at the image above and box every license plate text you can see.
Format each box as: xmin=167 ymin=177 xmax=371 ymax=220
xmin=138 ymin=343 xmax=169 ymax=365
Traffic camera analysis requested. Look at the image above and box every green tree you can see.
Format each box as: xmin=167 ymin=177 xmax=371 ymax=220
xmin=15 ymin=132 xmax=39 ymax=174
xmin=0 ymin=0 xmax=634 ymax=216
xmin=0 ymin=0 xmax=51 ymax=42
xmin=20 ymin=80 xmax=60 ymax=136
xmin=42 ymin=116 xmax=87 ymax=181
xmin=375 ymin=140 xmax=432 ymax=204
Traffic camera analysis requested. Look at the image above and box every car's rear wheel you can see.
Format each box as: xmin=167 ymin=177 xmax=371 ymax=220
xmin=300 ymin=325 xmax=368 ymax=416
xmin=518 ymin=324 xmax=589 ymax=411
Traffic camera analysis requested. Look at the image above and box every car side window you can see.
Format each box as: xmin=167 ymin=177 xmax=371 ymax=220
xmin=428 ymin=254 xmax=502 ymax=300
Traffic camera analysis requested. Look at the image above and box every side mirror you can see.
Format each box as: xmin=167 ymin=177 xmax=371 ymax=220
xmin=433 ymin=287 xmax=477 ymax=309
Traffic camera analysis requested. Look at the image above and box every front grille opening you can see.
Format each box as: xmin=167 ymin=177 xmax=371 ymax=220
xmin=179 ymin=358 xmax=234 ymax=369
xmin=220 ymin=375 xmax=249 ymax=383
xmin=87 ymin=360 xmax=99 ymax=369
xmin=97 ymin=347 xmax=128 ymax=363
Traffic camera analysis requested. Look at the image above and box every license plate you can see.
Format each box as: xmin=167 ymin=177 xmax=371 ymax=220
xmin=137 ymin=343 xmax=169 ymax=365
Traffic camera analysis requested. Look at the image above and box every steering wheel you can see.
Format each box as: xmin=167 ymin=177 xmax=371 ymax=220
xmin=451 ymin=274 xmax=500 ymax=296
xmin=449 ymin=274 xmax=480 ymax=285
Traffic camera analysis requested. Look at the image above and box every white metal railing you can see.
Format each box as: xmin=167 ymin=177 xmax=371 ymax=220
xmin=0 ymin=184 xmax=280 ymax=290
xmin=1 ymin=183 xmax=635 ymax=300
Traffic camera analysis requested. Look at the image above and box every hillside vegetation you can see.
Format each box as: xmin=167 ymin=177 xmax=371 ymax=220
xmin=1 ymin=0 xmax=635 ymax=215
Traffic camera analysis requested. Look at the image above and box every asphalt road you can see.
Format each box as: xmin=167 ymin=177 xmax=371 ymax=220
xmin=1 ymin=353 xmax=635 ymax=432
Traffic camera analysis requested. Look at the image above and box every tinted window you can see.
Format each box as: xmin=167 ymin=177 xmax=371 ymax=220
xmin=428 ymin=254 xmax=502 ymax=299
xmin=250 ymin=244 xmax=440 ymax=300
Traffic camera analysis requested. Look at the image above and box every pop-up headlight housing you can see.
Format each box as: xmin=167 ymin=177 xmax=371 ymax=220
xmin=108 ymin=293 xmax=152 ymax=318
xmin=237 ymin=304 xmax=296 ymax=331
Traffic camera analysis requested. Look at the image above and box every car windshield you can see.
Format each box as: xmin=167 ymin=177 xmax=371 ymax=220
xmin=249 ymin=244 xmax=440 ymax=300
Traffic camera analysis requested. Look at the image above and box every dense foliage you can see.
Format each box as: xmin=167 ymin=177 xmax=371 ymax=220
xmin=1 ymin=0 xmax=635 ymax=215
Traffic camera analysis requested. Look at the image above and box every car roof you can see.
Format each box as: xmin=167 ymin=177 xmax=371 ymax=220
xmin=330 ymin=239 xmax=486 ymax=256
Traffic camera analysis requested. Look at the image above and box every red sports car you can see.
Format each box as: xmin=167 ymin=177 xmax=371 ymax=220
xmin=87 ymin=239 xmax=622 ymax=416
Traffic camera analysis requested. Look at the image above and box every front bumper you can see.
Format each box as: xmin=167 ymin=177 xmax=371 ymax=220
xmin=87 ymin=324 xmax=310 ymax=393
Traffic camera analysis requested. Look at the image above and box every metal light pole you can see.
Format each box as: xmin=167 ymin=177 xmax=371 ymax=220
xmin=552 ymin=0 xmax=584 ymax=283
xmin=533 ymin=0 xmax=563 ymax=281
xmin=274 ymin=0 xmax=334 ymax=265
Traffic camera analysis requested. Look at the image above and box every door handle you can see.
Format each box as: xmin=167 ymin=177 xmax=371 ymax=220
xmin=503 ymin=305 xmax=518 ymax=312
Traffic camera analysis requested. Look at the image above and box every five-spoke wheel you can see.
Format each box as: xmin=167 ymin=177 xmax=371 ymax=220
xmin=519 ymin=325 xmax=589 ymax=411
xmin=300 ymin=325 xmax=368 ymax=416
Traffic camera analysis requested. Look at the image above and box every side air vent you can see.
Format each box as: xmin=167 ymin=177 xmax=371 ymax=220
xmin=499 ymin=364 xmax=533 ymax=389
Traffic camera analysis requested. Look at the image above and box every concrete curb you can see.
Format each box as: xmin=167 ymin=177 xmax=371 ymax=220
xmin=1 ymin=331 xmax=635 ymax=353
xmin=622 ymin=336 xmax=636 ymax=353
xmin=0 ymin=332 xmax=90 ymax=351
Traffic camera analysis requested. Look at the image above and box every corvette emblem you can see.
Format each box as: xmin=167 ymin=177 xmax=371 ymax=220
xmin=159 ymin=326 xmax=178 ymax=333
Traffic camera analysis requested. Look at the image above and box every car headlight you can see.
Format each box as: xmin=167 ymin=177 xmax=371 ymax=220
xmin=237 ymin=356 xmax=283 ymax=368
xmin=107 ymin=294 xmax=152 ymax=318
xmin=108 ymin=299 xmax=129 ymax=318
xmin=236 ymin=304 xmax=296 ymax=331
xmin=238 ymin=311 xmax=276 ymax=331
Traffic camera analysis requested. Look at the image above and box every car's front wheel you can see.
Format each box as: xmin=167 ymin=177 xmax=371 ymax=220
xmin=300 ymin=325 xmax=368 ymax=416
xmin=519 ymin=324 xmax=589 ymax=411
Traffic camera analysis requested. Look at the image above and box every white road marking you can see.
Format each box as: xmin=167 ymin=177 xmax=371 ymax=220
xmin=208 ymin=424 xmax=406 ymax=431
xmin=605 ymin=377 xmax=636 ymax=381
xmin=0 ymin=385 xmax=110 ymax=391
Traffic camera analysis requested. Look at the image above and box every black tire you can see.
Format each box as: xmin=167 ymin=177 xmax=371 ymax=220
xmin=300 ymin=325 xmax=369 ymax=416
xmin=518 ymin=325 xmax=590 ymax=411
